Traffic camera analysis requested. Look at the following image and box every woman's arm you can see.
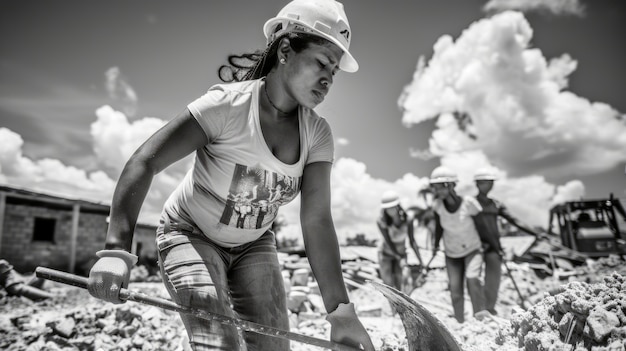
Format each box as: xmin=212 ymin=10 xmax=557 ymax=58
xmin=89 ymin=109 xmax=208 ymax=304
xmin=499 ymin=206 xmax=539 ymax=237
xmin=433 ymin=212 xmax=443 ymax=251
xmin=407 ymin=215 xmax=423 ymax=266
xmin=299 ymin=161 xmax=374 ymax=350
xmin=299 ymin=161 xmax=348 ymax=312
xmin=105 ymin=109 xmax=208 ymax=250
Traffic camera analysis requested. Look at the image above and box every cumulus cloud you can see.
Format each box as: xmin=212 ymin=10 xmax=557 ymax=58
xmin=0 ymin=127 xmax=115 ymax=203
xmin=89 ymin=105 xmax=194 ymax=223
xmin=551 ymin=180 xmax=585 ymax=205
xmin=0 ymin=105 xmax=194 ymax=225
xmin=398 ymin=11 xmax=626 ymax=178
xmin=91 ymin=106 xmax=168 ymax=176
xmin=483 ymin=0 xmax=585 ymax=16
xmin=277 ymin=157 xmax=431 ymax=244
xmin=409 ymin=147 xmax=437 ymax=161
xmin=434 ymin=150 xmax=585 ymax=228
xmin=105 ymin=67 xmax=138 ymax=118
xmin=336 ymin=137 xmax=350 ymax=146
xmin=276 ymin=151 xmax=584 ymax=243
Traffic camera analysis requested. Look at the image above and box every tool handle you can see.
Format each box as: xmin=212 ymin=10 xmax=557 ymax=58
xmin=35 ymin=267 xmax=361 ymax=351
xmin=36 ymin=266 xmax=88 ymax=289
xmin=36 ymin=266 xmax=189 ymax=313
xmin=501 ymin=261 xmax=527 ymax=310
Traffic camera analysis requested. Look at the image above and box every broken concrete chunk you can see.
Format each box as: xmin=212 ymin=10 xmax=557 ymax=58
xmin=47 ymin=317 xmax=75 ymax=338
xmin=585 ymin=307 xmax=619 ymax=343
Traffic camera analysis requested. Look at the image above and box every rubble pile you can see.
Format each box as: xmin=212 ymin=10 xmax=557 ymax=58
xmin=0 ymin=250 xmax=406 ymax=351
xmin=495 ymin=272 xmax=626 ymax=350
xmin=0 ymin=284 xmax=186 ymax=351
xmin=1 ymin=249 xmax=626 ymax=351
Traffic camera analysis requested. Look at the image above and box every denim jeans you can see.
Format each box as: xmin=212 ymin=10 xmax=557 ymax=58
xmin=377 ymin=250 xmax=404 ymax=291
xmin=156 ymin=219 xmax=289 ymax=351
xmin=445 ymin=250 xmax=486 ymax=323
xmin=483 ymin=250 xmax=502 ymax=313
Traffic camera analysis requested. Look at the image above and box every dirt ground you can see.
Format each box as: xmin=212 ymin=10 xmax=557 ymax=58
xmin=2 ymin=254 xmax=626 ymax=351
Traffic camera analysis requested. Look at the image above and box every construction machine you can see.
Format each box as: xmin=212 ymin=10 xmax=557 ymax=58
xmin=547 ymin=194 xmax=626 ymax=257
xmin=513 ymin=194 xmax=626 ymax=278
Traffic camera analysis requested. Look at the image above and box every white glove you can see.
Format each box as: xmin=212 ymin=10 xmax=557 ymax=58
xmin=87 ymin=250 xmax=137 ymax=304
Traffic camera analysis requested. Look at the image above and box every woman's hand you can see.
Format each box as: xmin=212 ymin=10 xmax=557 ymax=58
xmin=87 ymin=250 xmax=137 ymax=304
xmin=326 ymin=303 xmax=375 ymax=350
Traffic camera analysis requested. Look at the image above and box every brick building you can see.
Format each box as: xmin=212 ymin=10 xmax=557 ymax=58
xmin=0 ymin=185 xmax=158 ymax=274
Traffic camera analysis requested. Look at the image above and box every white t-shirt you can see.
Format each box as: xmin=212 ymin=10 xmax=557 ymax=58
xmin=433 ymin=196 xmax=482 ymax=258
xmin=377 ymin=218 xmax=409 ymax=257
xmin=162 ymin=79 xmax=334 ymax=247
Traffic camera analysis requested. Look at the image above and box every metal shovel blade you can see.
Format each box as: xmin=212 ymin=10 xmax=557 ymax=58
xmin=369 ymin=281 xmax=462 ymax=351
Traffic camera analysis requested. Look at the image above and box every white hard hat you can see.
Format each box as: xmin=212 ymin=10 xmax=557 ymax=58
xmin=474 ymin=167 xmax=498 ymax=181
xmin=381 ymin=190 xmax=400 ymax=209
xmin=263 ymin=0 xmax=358 ymax=73
xmin=429 ymin=166 xmax=458 ymax=184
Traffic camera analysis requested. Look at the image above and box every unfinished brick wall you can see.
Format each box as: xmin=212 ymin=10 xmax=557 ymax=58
xmin=1 ymin=203 xmax=109 ymax=272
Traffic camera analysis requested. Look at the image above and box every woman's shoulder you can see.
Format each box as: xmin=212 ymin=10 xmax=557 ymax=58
xmin=301 ymin=106 xmax=329 ymax=126
xmin=205 ymin=79 xmax=257 ymax=98
xmin=431 ymin=199 xmax=443 ymax=212
xmin=461 ymin=195 xmax=482 ymax=212
xmin=191 ymin=80 xmax=259 ymax=115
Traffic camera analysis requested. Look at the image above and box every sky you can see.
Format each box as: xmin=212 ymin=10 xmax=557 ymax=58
xmin=1 ymin=0 xmax=625 ymax=242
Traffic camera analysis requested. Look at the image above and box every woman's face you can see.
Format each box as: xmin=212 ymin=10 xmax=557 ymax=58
xmin=476 ymin=180 xmax=494 ymax=194
xmin=284 ymin=41 xmax=343 ymax=109
xmin=431 ymin=183 xmax=453 ymax=199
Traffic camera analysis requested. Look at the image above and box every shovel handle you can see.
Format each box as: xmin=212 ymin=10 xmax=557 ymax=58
xmin=501 ymin=260 xmax=527 ymax=310
xmin=35 ymin=267 xmax=186 ymax=312
xmin=35 ymin=267 xmax=361 ymax=351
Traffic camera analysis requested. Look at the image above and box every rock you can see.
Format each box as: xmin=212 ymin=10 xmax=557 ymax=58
xmin=47 ymin=317 xmax=75 ymax=338
xmin=287 ymin=290 xmax=308 ymax=313
xmin=291 ymin=268 xmax=310 ymax=287
xmin=585 ymin=307 xmax=620 ymax=343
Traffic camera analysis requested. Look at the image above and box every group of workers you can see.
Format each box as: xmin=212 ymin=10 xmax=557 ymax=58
xmin=377 ymin=165 xmax=539 ymax=323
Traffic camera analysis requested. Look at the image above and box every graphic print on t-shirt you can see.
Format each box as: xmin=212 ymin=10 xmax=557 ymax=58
xmin=219 ymin=164 xmax=301 ymax=229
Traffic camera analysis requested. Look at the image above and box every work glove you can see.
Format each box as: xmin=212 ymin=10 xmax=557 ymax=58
xmin=88 ymin=250 xmax=137 ymax=304
xmin=326 ymin=303 xmax=375 ymax=351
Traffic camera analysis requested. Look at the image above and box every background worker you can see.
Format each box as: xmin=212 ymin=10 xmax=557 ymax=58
xmin=87 ymin=0 xmax=375 ymax=349
xmin=376 ymin=190 xmax=421 ymax=294
xmin=429 ymin=166 xmax=489 ymax=323
xmin=473 ymin=167 xmax=540 ymax=315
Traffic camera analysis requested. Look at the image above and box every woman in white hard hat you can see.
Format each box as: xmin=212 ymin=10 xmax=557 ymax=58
xmin=429 ymin=166 xmax=490 ymax=323
xmin=87 ymin=0 xmax=374 ymax=350
xmin=376 ymin=190 xmax=420 ymax=294
xmin=473 ymin=167 xmax=540 ymax=315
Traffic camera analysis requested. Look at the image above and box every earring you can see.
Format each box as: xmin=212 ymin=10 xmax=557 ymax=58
xmin=279 ymin=58 xmax=286 ymax=64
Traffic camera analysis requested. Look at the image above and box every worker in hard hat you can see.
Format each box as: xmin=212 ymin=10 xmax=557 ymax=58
xmin=429 ymin=166 xmax=489 ymax=323
xmin=87 ymin=0 xmax=375 ymax=350
xmin=473 ymin=167 xmax=540 ymax=316
xmin=376 ymin=190 xmax=421 ymax=294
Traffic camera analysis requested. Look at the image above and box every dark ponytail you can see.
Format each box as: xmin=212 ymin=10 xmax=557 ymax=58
xmin=218 ymin=31 xmax=330 ymax=82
